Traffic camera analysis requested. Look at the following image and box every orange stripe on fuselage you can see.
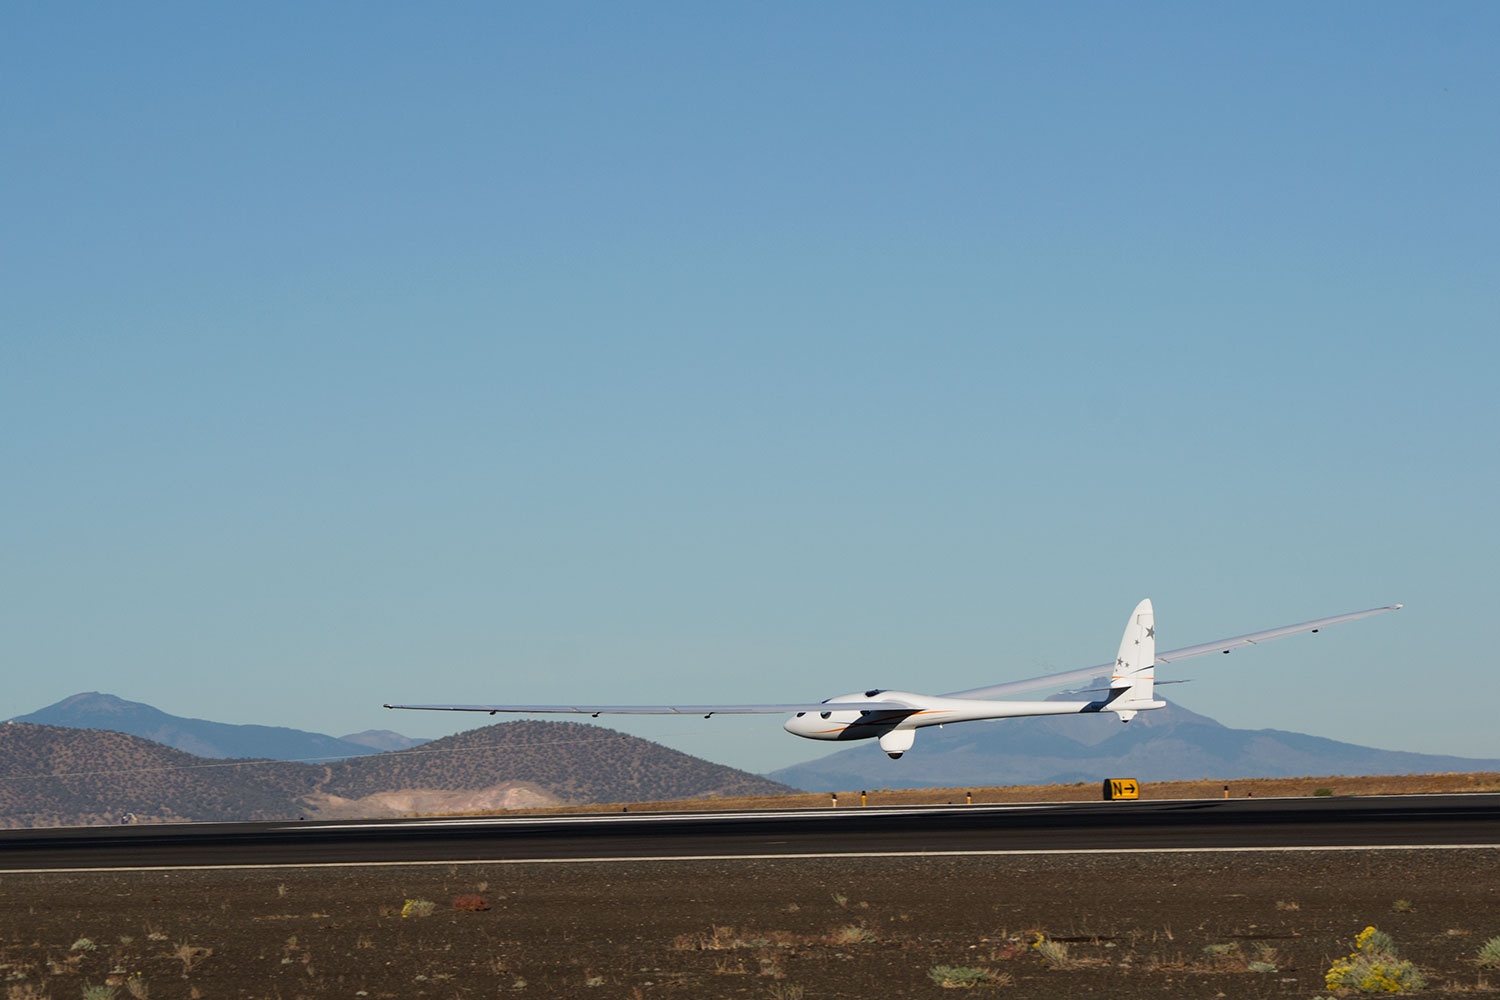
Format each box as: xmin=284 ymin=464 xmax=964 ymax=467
xmin=809 ymin=709 xmax=950 ymax=734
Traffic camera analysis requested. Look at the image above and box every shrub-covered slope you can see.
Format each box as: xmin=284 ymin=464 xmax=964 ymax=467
xmin=0 ymin=723 xmax=318 ymax=827
xmin=324 ymin=720 xmax=794 ymax=803
xmin=0 ymin=719 xmax=792 ymax=826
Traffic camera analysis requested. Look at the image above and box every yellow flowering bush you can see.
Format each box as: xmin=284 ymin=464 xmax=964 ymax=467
xmin=400 ymin=898 xmax=436 ymax=918
xmin=1324 ymin=925 xmax=1425 ymax=993
xmin=1031 ymin=932 xmax=1071 ymax=967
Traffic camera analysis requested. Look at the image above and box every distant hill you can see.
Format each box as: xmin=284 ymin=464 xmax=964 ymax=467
xmin=0 ymin=723 xmax=317 ymax=828
xmin=339 ymin=729 xmax=430 ymax=752
xmin=770 ymin=699 xmax=1500 ymax=791
xmin=323 ymin=720 xmax=793 ymax=805
xmin=9 ymin=693 xmax=410 ymax=760
xmin=0 ymin=719 xmax=793 ymax=827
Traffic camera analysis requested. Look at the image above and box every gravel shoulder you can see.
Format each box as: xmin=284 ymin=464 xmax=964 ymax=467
xmin=2 ymin=850 xmax=1497 ymax=997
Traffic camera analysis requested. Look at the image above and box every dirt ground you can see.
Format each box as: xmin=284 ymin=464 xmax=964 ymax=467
xmin=2 ymin=850 xmax=1498 ymax=998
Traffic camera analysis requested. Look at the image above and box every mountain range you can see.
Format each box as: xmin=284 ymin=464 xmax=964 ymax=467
xmin=8 ymin=692 xmax=427 ymax=760
xmin=770 ymin=698 xmax=1500 ymax=790
xmin=9 ymin=691 xmax=1500 ymax=820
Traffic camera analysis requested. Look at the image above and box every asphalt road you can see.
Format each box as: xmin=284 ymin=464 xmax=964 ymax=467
xmin=3 ymin=794 xmax=1498 ymax=871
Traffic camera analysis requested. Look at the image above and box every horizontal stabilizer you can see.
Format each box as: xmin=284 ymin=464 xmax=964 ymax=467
xmin=1062 ymin=679 xmax=1192 ymax=696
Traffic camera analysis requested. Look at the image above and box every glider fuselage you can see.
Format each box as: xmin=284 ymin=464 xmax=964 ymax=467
xmin=781 ymin=689 xmax=1122 ymax=742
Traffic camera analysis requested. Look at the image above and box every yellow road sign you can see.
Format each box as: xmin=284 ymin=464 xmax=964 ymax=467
xmin=1103 ymin=778 xmax=1140 ymax=800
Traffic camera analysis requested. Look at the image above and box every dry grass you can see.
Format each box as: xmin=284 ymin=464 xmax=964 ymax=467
xmin=170 ymin=943 xmax=211 ymax=975
xmin=928 ymin=965 xmax=1011 ymax=988
xmin=826 ymin=923 xmax=877 ymax=945
xmin=674 ymin=922 xmax=879 ymax=953
xmin=671 ymin=926 xmax=804 ymax=952
xmin=1201 ymin=941 xmax=1245 ymax=970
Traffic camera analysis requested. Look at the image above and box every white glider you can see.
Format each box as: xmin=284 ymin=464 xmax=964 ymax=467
xmin=385 ymin=601 xmax=1401 ymax=759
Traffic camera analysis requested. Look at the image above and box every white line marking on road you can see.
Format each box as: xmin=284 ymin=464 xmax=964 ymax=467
xmin=4 ymin=843 xmax=1497 ymax=875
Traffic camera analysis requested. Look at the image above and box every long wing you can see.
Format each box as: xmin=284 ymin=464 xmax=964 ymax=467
xmin=383 ymin=701 xmax=914 ymax=716
xmin=386 ymin=604 xmax=1402 ymax=716
xmin=941 ymin=604 xmax=1403 ymax=700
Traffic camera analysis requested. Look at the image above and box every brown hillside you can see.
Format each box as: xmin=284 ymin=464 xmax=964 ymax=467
xmin=0 ymin=720 xmax=794 ymax=826
xmin=0 ymin=723 xmax=317 ymax=827
xmin=323 ymin=720 xmax=795 ymax=804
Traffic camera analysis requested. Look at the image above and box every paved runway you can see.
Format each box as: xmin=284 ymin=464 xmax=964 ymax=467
xmin=3 ymin=794 xmax=1498 ymax=871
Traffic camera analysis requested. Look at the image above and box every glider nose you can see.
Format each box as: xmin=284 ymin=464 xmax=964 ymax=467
xmin=783 ymin=712 xmax=811 ymax=738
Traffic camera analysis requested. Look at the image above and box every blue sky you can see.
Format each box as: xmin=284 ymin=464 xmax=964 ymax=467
xmin=3 ymin=4 xmax=1495 ymax=773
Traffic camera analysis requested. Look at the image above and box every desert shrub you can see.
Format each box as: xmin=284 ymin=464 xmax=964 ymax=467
xmin=70 ymin=937 xmax=99 ymax=952
xmin=671 ymin=925 xmax=781 ymax=951
xmin=171 ymin=943 xmax=212 ymax=975
xmin=1324 ymin=925 xmax=1425 ymax=993
xmin=928 ymin=965 xmax=1004 ymax=988
xmin=451 ymin=894 xmax=490 ymax=912
xmin=400 ymin=898 xmax=436 ymax=918
xmin=1251 ymin=942 xmax=1280 ymax=970
xmin=987 ymin=940 xmax=1027 ymax=961
xmin=81 ymin=986 xmax=118 ymax=1000
xmin=827 ymin=924 xmax=876 ymax=945
xmin=1314 ymin=788 xmax=1334 ymax=796
xmin=1477 ymin=936 xmax=1500 ymax=968
xmin=1202 ymin=942 xmax=1244 ymax=969
xmin=1032 ymin=934 xmax=1072 ymax=968
xmin=1358 ymin=927 xmax=1398 ymax=956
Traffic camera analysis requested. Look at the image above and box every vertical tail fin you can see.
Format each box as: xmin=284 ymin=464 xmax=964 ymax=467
xmin=1109 ymin=598 xmax=1164 ymax=721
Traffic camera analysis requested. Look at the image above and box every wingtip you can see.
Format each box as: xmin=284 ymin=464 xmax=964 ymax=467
xmin=1391 ymin=603 xmax=1404 ymax=610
